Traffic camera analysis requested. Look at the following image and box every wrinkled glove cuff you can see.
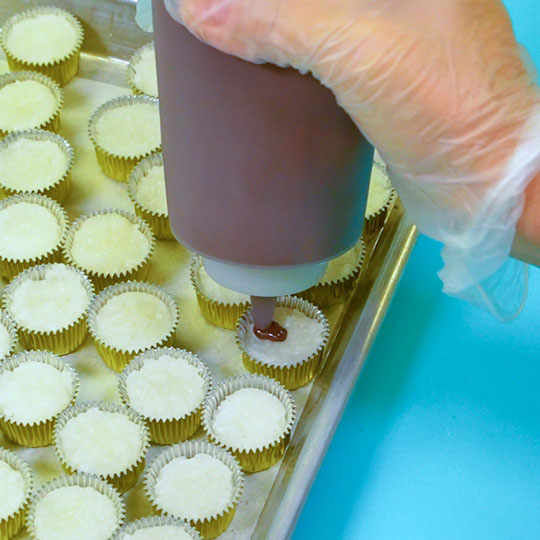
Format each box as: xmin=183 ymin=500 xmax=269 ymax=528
xmin=390 ymin=108 xmax=540 ymax=320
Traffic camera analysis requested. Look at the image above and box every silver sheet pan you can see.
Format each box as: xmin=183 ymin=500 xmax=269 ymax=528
xmin=0 ymin=1 xmax=418 ymax=538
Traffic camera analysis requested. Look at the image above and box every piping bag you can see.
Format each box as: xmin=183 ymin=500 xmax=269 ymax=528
xmin=147 ymin=0 xmax=374 ymax=337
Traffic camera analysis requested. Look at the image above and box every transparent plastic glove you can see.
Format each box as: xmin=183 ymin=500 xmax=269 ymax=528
xmin=164 ymin=0 xmax=540 ymax=319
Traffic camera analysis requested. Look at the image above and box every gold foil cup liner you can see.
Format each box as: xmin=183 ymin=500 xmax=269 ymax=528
xmin=3 ymin=263 xmax=94 ymax=355
xmin=0 ymin=129 xmax=74 ymax=203
xmin=364 ymin=187 xmax=397 ymax=236
xmin=126 ymin=41 xmax=158 ymax=98
xmin=26 ymin=473 xmax=125 ymax=540
xmin=113 ymin=516 xmax=202 ymax=540
xmin=0 ymin=193 xmax=68 ymax=280
xmin=0 ymin=350 xmax=79 ymax=447
xmin=54 ymin=400 xmax=150 ymax=493
xmin=0 ymin=6 xmax=84 ymax=86
xmin=299 ymin=239 xmax=367 ymax=308
xmin=87 ymin=280 xmax=179 ymax=372
xmin=236 ymin=296 xmax=330 ymax=390
xmin=128 ymin=152 xmax=174 ymax=240
xmin=190 ymin=256 xmax=250 ymax=330
xmin=62 ymin=208 xmax=156 ymax=291
xmin=0 ymin=311 xmax=18 ymax=361
xmin=202 ymin=373 xmax=297 ymax=473
xmin=118 ymin=346 xmax=212 ymax=445
xmin=0 ymin=448 xmax=33 ymax=540
xmin=364 ymin=161 xmax=397 ymax=236
xmin=88 ymin=95 xmax=161 ymax=182
xmin=0 ymin=71 xmax=63 ymax=138
xmin=144 ymin=441 xmax=244 ymax=540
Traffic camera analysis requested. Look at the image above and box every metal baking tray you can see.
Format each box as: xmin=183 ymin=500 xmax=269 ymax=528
xmin=0 ymin=1 xmax=418 ymax=538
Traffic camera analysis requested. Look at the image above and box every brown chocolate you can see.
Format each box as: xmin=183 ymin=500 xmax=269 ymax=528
xmin=253 ymin=321 xmax=288 ymax=342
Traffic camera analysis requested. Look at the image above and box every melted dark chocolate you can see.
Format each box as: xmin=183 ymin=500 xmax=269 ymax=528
xmin=253 ymin=321 xmax=288 ymax=342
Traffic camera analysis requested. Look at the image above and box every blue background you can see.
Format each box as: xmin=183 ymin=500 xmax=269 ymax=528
xmin=293 ymin=2 xmax=540 ymax=539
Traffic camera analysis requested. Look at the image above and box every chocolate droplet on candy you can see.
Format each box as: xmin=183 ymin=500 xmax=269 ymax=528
xmin=253 ymin=321 xmax=288 ymax=342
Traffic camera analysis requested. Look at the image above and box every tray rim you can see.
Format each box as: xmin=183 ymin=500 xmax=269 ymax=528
xmin=255 ymin=207 xmax=417 ymax=539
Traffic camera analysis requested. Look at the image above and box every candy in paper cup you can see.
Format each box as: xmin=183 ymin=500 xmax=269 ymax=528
xmin=298 ymin=239 xmax=366 ymax=307
xmin=144 ymin=441 xmax=244 ymax=539
xmin=128 ymin=152 xmax=174 ymax=240
xmin=26 ymin=473 xmax=125 ymax=540
xmin=112 ymin=515 xmax=202 ymax=540
xmin=0 ymin=71 xmax=63 ymax=138
xmin=54 ymin=401 xmax=150 ymax=493
xmin=0 ymin=6 xmax=84 ymax=86
xmin=364 ymin=187 xmax=397 ymax=236
xmin=118 ymin=347 xmax=212 ymax=444
xmin=0 ymin=447 xmax=33 ymax=540
xmin=0 ymin=129 xmax=73 ymax=203
xmin=3 ymin=263 xmax=94 ymax=355
xmin=0 ymin=193 xmax=68 ymax=280
xmin=202 ymin=373 xmax=297 ymax=472
xmin=190 ymin=255 xmax=250 ymax=330
xmin=87 ymin=280 xmax=179 ymax=372
xmin=62 ymin=209 xmax=156 ymax=291
xmin=236 ymin=296 xmax=330 ymax=389
xmin=0 ymin=350 xmax=79 ymax=447
xmin=0 ymin=310 xmax=18 ymax=361
xmin=364 ymin=160 xmax=397 ymax=236
xmin=88 ymin=95 xmax=161 ymax=182
xmin=126 ymin=41 xmax=158 ymax=98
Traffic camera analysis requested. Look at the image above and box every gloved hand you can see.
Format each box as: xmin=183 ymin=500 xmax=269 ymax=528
xmin=164 ymin=0 xmax=540 ymax=319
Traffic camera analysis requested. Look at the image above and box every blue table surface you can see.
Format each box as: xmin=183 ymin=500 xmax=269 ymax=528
xmin=292 ymin=2 xmax=540 ymax=539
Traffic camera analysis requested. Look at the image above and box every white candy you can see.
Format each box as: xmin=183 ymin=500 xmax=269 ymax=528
xmin=212 ymin=388 xmax=287 ymax=451
xmin=198 ymin=266 xmax=249 ymax=304
xmin=0 ymin=322 xmax=12 ymax=358
xmin=0 ymin=138 xmax=67 ymax=191
xmin=0 ymin=460 xmax=25 ymax=521
xmin=10 ymin=265 xmax=89 ymax=332
xmin=6 ymin=14 xmax=78 ymax=64
xmin=366 ymin=164 xmax=392 ymax=217
xmin=0 ymin=361 xmax=73 ymax=423
xmin=126 ymin=354 xmax=205 ymax=420
xmin=34 ymin=486 xmax=118 ymax=540
xmin=58 ymin=408 xmax=143 ymax=476
xmin=155 ymin=454 xmax=233 ymax=521
xmin=95 ymin=103 xmax=161 ymax=158
xmin=132 ymin=44 xmax=158 ymax=98
xmin=0 ymin=202 xmax=61 ymax=260
xmin=124 ymin=526 xmax=193 ymax=540
xmin=245 ymin=307 xmax=324 ymax=365
xmin=320 ymin=245 xmax=361 ymax=284
xmin=0 ymin=81 xmax=57 ymax=131
xmin=71 ymin=214 xmax=150 ymax=274
xmin=135 ymin=164 xmax=168 ymax=215
xmin=95 ymin=291 xmax=173 ymax=352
